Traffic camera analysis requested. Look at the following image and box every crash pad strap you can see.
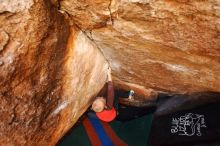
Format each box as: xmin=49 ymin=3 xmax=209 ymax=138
xmin=88 ymin=116 xmax=114 ymax=146
xmin=83 ymin=113 xmax=128 ymax=146
xmin=82 ymin=118 xmax=102 ymax=146
xmin=100 ymin=121 xmax=128 ymax=146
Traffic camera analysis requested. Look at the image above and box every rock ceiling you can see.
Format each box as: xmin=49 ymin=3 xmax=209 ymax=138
xmin=61 ymin=0 xmax=220 ymax=93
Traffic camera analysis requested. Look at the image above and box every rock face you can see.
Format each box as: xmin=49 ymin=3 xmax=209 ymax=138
xmin=0 ymin=0 xmax=107 ymax=145
xmin=61 ymin=0 xmax=220 ymax=93
xmin=0 ymin=0 xmax=220 ymax=146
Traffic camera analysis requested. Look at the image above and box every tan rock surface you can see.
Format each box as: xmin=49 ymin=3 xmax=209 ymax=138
xmin=51 ymin=27 xmax=108 ymax=146
xmin=0 ymin=0 xmax=107 ymax=145
xmin=61 ymin=0 xmax=220 ymax=93
xmin=0 ymin=0 xmax=220 ymax=145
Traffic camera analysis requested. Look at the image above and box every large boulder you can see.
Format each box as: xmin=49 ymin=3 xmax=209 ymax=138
xmin=0 ymin=0 xmax=107 ymax=145
xmin=0 ymin=0 xmax=220 ymax=145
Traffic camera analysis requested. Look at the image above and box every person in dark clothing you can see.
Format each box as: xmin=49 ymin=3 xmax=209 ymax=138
xmin=91 ymin=67 xmax=116 ymax=122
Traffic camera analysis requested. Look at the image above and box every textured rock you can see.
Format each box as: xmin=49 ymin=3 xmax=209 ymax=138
xmin=61 ymin=0 xmax=220 ymax=94
xmin=0 ymin=0 xmax=107 ymax=145
xmin=1 ymin=0 xmax=220 ymax=145
xmin=51 ymin=27 xmax=108 ymax=146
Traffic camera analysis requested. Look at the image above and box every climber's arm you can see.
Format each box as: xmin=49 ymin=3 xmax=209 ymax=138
xmin=106 ymin=67 xmax=114 ymax=109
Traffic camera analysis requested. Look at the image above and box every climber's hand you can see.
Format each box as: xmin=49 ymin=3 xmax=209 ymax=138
xmin=107 ymin=66 xmax=112 ymax=81
xmin=107 ymin=66 xmax=111 ymax=74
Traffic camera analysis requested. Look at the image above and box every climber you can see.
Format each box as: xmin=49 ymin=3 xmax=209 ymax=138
xmin=91 ymin=67 xmax=116 ymax=122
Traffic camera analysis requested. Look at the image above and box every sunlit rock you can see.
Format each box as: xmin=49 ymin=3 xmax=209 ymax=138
xmin=0 ymin=1 xmax=107 ymax=145
xmin=0 ymin=0 xmax=220 ymax=145
xmin=61 ymin=0 xmax=220 ymax=93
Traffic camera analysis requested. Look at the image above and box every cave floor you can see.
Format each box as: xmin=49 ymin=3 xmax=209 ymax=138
xmin=57 ymin=113 xmax=153 ymax=146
